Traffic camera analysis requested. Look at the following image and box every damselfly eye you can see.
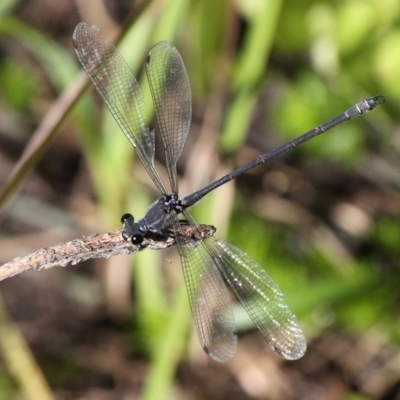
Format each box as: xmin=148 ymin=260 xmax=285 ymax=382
xmin=121 ymin=213 xmax=133 ymax=224
xmin=131 ymin=235 xmax=143 ymax=245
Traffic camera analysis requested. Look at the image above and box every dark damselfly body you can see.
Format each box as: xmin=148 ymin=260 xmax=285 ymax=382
xmin=73 ymin=22 xmax=384 ymax=361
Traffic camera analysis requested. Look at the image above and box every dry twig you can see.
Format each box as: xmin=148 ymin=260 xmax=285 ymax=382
xmin=0 ymin=229 xmax=179 ymax=281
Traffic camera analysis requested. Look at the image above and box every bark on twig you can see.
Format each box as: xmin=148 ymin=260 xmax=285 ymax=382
xmin=0 ymin=229 xmax=178 ymax=281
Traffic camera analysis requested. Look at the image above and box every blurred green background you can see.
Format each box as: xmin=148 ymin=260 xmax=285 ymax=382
xmin=0 ymin=0 xmax=399 ymax=399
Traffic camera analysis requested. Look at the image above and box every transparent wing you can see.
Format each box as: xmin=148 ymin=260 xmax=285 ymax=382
xmin=173 ymin=213 xmax=237 ymax=362
xmin=146 ymin=41 xmax=192 ymax=194
xmin=210 ymin=238 xmax=307 ymax=360
xmin=72 ymin=22 xmax=167 ymax=194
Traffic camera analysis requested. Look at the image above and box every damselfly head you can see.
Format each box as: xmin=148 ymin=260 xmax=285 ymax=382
xmin=121 ymin=213 xmax=143 ymax=244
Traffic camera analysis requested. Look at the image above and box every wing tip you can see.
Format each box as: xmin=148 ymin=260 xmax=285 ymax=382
xmin=73 ymin=22 xmax=101 ymax=42
xmin=273 ymin=339 xmax=307 ymax=360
